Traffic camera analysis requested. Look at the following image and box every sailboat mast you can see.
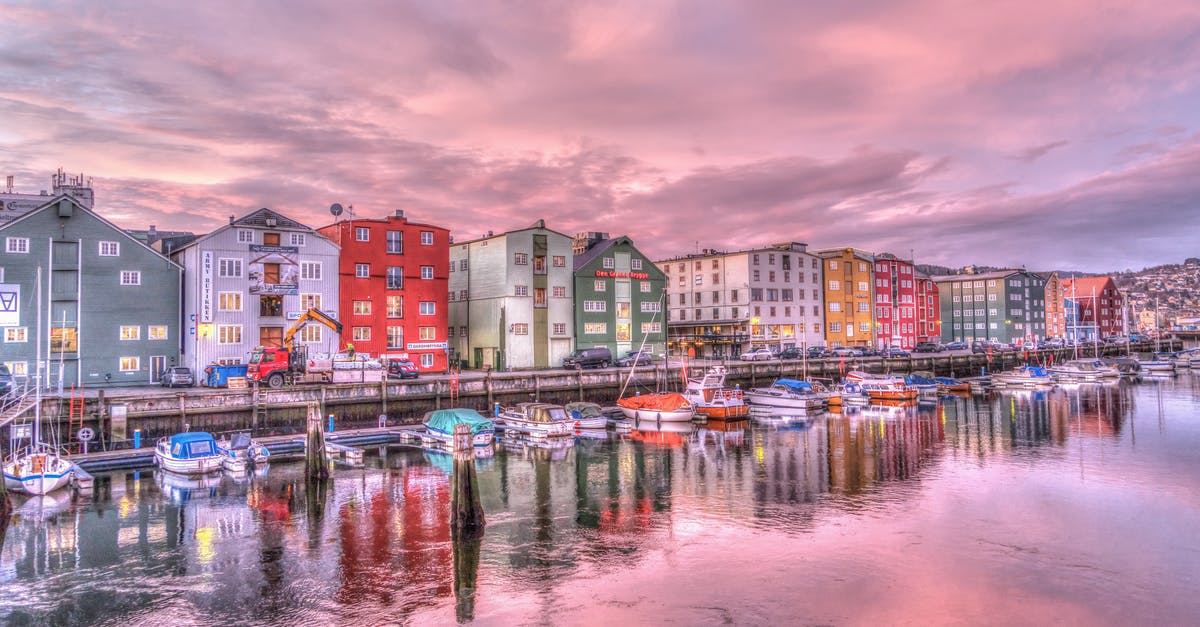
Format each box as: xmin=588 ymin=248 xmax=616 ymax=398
xmin=35 ymin=266 xmax=42 ymax=446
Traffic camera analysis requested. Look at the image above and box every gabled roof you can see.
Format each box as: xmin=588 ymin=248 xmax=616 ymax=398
xmin=932 ymin=269 xmax=1024 ymax=283
xmin=573 ymin=236 xmax=621 ymax=270
xmin=453 ymin=218 xmax=573 ymax=246
xmin=1060 ymin=276 xmax=1119 ymax=295
xmin=171 ymin=207 xmax=336 ymax=255
xmin=0 ymin=195 xmax=181 ymax=270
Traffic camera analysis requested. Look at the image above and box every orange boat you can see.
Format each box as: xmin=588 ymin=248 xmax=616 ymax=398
xmin=616 ymin=393 xmax=694 ymax=422
xmin=683 ymin=366 xmax=750 ymax=419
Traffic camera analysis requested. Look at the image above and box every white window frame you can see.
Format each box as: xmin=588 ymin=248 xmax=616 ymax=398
xmin=421 ymin=231 xmax=434 ymax=245
xmin=353 ymin=327 xmax=371 ymax=341
xmin=420 ymin=353 xmax=434 ymax=368
xmin=631 ymin=258 xmax=642 ymax=270
xmin=514 ymin=285 xmax=529 ymax=297
xmin=3 ymin=327 xmax=27 ymax=343
xmin=419 ymin=301 xmax=436 ymax=315
xmin=355 ymin=263 xmax=370 ymax=278
xmin=119 ymin=325 xmax=141 ymax=341
xmin=353 ymin=300 xmax=372 ymax=315
xmin=148 ymin=325 xmax=168 ymax=340
xmin=421 ymin=266 xmax=434 ymax=280
xmin=6 ymin=237 xmax=29 ymax=254
xmin=300 ymin=261 xmax=321 ymax=281
xmin=218 ymin=258 xmax=243 ymax=278
xmin=120 ymin=271 xmax=141 ymax=286
xmin=553 ymin=286 xmax=567 ymax=298
xmin=299 ymin=326 xmax=322 ymax=343
xmin=419 ymin=326 xmax=437 ymax=340
xmin=119 ymin=357 xmax=140 ymax=372
xmin=99 ymin=241 xmax=120 ymax=256
xmin=594 ymin=280 xmax=606 ymax=292
xmin=355 ymin=227 xmax=370 ymax=242
xmin=218 ymin=292 xmax=243 ymax=312
xmin=584 ymin=300 xmax=606 ymax=312
xmin=290 ymin=233 xmax=306 ymax=246
xmin=237 ymin=229 xmax=254 ymax=243
xmin=217 ymin=324 xmax=242 ymax=344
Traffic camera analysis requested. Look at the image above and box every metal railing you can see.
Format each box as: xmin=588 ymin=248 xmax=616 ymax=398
xmin=0 ymin=377 xmax=38 ymax=429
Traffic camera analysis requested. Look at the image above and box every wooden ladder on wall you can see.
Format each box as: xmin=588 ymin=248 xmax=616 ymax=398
xmin=68 ymin=384 xmax=85 ymax=453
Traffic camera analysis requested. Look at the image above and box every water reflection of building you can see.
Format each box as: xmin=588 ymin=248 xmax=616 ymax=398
xmin=826 ymin=406 xmax=944 ymax=494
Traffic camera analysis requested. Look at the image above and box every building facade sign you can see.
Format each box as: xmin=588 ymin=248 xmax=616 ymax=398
xmin=406 ymin=341 xmax=448 ymax=351
xmin=248 ymin=249 xmax=299 ymax=295
xmin=200 ymin=251 xmax=214 ymax=323
xmin=595 ymin=270 xmax=649 ymax=279
xmin=0 ymin=283 xmax=18 ymax=327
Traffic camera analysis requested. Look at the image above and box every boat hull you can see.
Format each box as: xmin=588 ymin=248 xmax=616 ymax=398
xmin=496 ymin=416 xmax=573 ymax=437
xmin=3 ymin=454 xmax=75 ymax=495
xmin=619 ymin=407 xmax=695 ymax=422
xmin=865 ymin=389 xmax=919 ymax=401
xmin=696 ymin=404 xmax=750 ymax=419
xmin=745 ymin=390 xmax=825 ymax=410
xmin=154 ymin=447 xmax=223 ymax=475
xmin=425 ymin=427 xmax=496 ymax=447
xmin=573 ymin=416 xmax=608 ymax=429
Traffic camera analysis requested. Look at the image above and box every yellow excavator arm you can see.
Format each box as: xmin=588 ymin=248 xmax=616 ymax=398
xmin=284 ymin=308 xmax=344 ymax=351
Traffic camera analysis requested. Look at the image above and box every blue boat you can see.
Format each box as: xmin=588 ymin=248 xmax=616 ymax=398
xmin=423 ymin=408 xmax=495 ymax=447
xmin=904 ymin=373 xmax=939 ymax=396
xmin=154 ymin=432 xmax=224 ymax=475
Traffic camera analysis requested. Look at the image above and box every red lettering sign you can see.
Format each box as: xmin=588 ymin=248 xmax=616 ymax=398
xmin=594 ymin=270 xmax=650 ymax=279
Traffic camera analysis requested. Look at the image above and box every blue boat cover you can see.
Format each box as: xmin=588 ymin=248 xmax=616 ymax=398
xmin=1022 ymin=366 xmax=1051 ymax=377
xmin=168 ymin=432 xmax=218 ymax=458
xmin=906 ymin=373 xmax=936 ymax=385
xmin=424 ymin=408 xmax=494 ymax=436
xmin=773 ymin=379 xmax=813 ymax=391
xmin=934 ymin=377 xmax=960 ymax=385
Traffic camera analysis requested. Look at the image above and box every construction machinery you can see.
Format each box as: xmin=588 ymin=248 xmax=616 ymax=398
xmin=247 ymin=308 xmax=374 ymax=388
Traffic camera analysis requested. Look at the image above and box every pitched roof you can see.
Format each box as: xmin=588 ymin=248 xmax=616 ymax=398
xmin=573 ymin=236 xmax=621 ymax=270
xmin=171 ymin=207 xmax=334 ymax=255
xmin=932 ymin=269 xmax=1023 ymax=283
xmin=1060 ymin=276 xmax=1118 ymax=295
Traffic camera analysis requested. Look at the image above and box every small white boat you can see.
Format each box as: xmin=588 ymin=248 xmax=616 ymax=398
xmin=845 ymin=371 xmax=919 ymax=401
xmin=423 ymin=408 xmax=496 ymax=447
xmin=746 ymin=378 xmax=827 ymax=410
xmin=565 ymin=402 xmax=609 ymax=429
xmin=992 ymin=366 xmax=1055 ymax=388
xmin=615 ymin=393 xmax=694 ymax=422
xmin=496 ymin=403 xmax=575 ymax=437
xmin=3 ymin=444 xmax=74 ymax=495
xmin=217 ymin=432 xmax=271 ymax=469
xmin=154 ymin=432 xmax=224 ymax=475
xmin=1049 ymin=359 xmax=1121 ymax=382
xmin=1140 ymin=353 xmax=1176 ymax=373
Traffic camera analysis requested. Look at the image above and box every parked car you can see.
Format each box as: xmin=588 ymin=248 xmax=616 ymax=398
xmin=882 ymin=347 xmax=911 ymax=358
xmin=971 ymin=341 xmax=991 ymax=354
xmin=778 ymin=347 xmax=803 ymax=360
xmin=0 ymin=364 xmax=13 ymax=396
xmin=387 ymin=358 xmax=420 ymax=379
xmin=739 ymin=347 xmax=775 ymax=361
xmin=830 ymin=347 xmax=863 ymax=357
xmin=1042 ymin=338 xmax=1065 ymax=349
xmin=563 ymin=347 xmax=613 ymax=369
xmin=943 ymin=341 xmax=968 ymax=351
xmin=160 ymin=366 xmax=195 ymax=388
xmin=1103 ymin=335 xmax=1128 ymax=344
xmin=914 ymin=342 xmax=941 ymax=353
xmin=806 ymin=346 xmax=829 ymax=359
xmin=616 ymin=350 xmax=653 ymax=367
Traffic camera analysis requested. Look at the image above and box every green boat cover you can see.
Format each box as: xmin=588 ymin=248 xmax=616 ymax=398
xmin=424 ymin=408 xmax=495 ymax=436
xmin=565 ymin=402 xmax=603 ymax=418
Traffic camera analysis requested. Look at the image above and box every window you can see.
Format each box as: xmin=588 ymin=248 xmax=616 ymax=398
xmin=386 ymin=295 xmax=403 ymax=318
xmin=857 ymin=282 xmax=868 ymax=292
xmin=387 ymin=267 xmax=403 ymax=289
xmin=237 ymin=229 xmax=254 ymax=243
xmin=148 ymin=325 xmax=168 ymax=340
xmin=830 ymin=322 xmax=842 ymax=333
xmin=299 ymin=326 xmax=322 ymax=343
xmin=419 ymin=326 xmax=437 ymax=340
xmin=353 ymin=300 xmax=371 ymax=315
xmin=290 ymin=233 xmax=306 ymax=246
xmin=631 ymin=259 xmax=642 ymax=270
xmin=859 ymin=263 xmax=867 ymax=272
xmin=641 ymin=322 xmax=662 ymax=333
xmin=533 ymin=256 xmax=547 ymax=274
xmin=387 ymin=231 xmax=403 ymax=254
xmin=594 ymin=280 xmax=606 ymax=292
xmin=829 ymin=302 xmax=841 ymax=312
xmin=584 ymin=322 xmax=606 ymax=334
xmin=553 ymin=323 xmax=566 ymax=335
xmin=695 ymin=275 xmax=703 ymax=286
xmin=459 ymin=289 xmax=467 ymax=300
xmin=603 ymin=257 xmax=615 ymax=269
xmin=421 ymin=231 xmax=434 ymax=245
xmin=552 ymin=255 xmax=566 ymax=267
xmin=259 ymin=295 xmax=283 ymax=317
xmin=420 ymin=354 xmax=434 ymax=368
xmin=860 ymin=322 xmax=870 ymax=332
xmin=511 ymin=323 xmax=529 ymax=335
xmin=459 ymin=259 xmax=467 ymax=271
xmin=515 ymin=285 xmax=529 ymax=296
xmin=534 ymin=288 xmax=546 ymax=307
xmin=584 ymin=300 xmax=606 ymax=312
xmin=640 ymin=302 xmax=660 ymax=312
xmin=119 ymin=357 xmax=140 ymax=372
xmin=218 ymin=292 xmax=242 ymax=311
xmin=769 ymin=271 xmax=776 ymax=282
xmin=782 ymin=289 xmax=793 ymax=301
xmin=514 ymin=253 xmax=528 ymax=265
xmin=300 ymin=293 xmax=321 ymax=310
xmin=4 ymin=328 xmax=27 ymax=343
xmin=858 ymin=302 xmax=869 ymax=312
xmin=829 ymin=260 xmax=838 ymax=270
xmin=459 ymin=326 xmax=467 ymax=337
xmin=355 ymin=263 xmax=369 ymax=278
xmin=419 ymin=301 xmax=436 ymax=315
xmin=828 ymin=280 xmax=840 ymax=290
xmin=387 ymin=327 xmax=404 ymax=349
xmin=217 ymin=325 xmax=242 ymax=344
xmin=217 ymin=258 xmax=242 ymax=278
xmin=752 ymin=270 xmax=760 ymax=281
xmin=120 ymin=271 xmax=141 ymax=285
xmin=640 ymin=281 xmax=651 ymax=293
xmin=353 ymin=327 xmax=371 ymax=341
xmin=553 ymin=286 xmax=567 ymax=298
xmin=751 ymin=288 xmax=763 ymax=301
xmin=355 ymin=227 xmax=370 ymax=241
xmin=99 ymin=241 xmax=119 ymax=256
xmin=300 ymin=261 xmax=321 ymax=280
xmin=421 ymin=266 xmax=434 ymax=280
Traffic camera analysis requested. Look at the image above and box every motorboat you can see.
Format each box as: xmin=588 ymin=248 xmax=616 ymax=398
xmin=3 ymin=443 xmax=74 ymax=495
xmin=423 ymin=408 xmax=496 ymax=447
xmin=903 ymin=372 xmax=939 ymax=397
xmin=1099 ymin=357 xmax=1141 ymax=377
xmin=616 ymin=392 xmax=695 ymax=422
xmin=844 ymin=371 xmax=918 ymax=401
xmin=682 ymin=366 xmax=749 ymax=419
xmin=745 ymin=378 xmax=827 ymax=410
xmin=565 ymin=402 xmax=609 ymax=429
xmin=496 ymin=402 xmax=575 ymax=437
xmin=836 ymin=381 xmax=870 ymax=404
xmin=1049 ymin=359 xmax=1121 ymax=382
xmin=217 ymin=432 xmax=271 ymax=467
xmin=1140 ymin=352 xmax=1176 ymax=373
xmin=992 ymin=366 xmax=1055 ymax=388
xmin=154 ymin=432 xmax=224 ymax=475
xmin=934 ymin=376 xmax=970 ymax=392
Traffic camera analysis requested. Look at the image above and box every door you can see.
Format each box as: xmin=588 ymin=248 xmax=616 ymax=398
xmin=149 ymin=356 xmax=166 ymax=383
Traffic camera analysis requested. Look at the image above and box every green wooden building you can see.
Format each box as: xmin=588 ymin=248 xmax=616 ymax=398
xmin=935 ymin=269 xmax=1047 ymax=345
xmin=0 ymin=196 xmax=182 ymax=387
xmin=572 ymin=233 xmax=667 ymax=359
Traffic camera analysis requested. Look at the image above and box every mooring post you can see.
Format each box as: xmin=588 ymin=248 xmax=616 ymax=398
xmin=0 ymin=476 xmax=9 ymax=549
xmin=305 ymin=402 xmax=329 ymax=482
xmin=450 ymin=423 xmax=485 ymax=538
xmin=251 ymin=383 xmax=260 ymax=430
xmin=534 ymin=374 xmax=541 ymax=402
xmin=380 ymin=376 xmax=388 ymax=417
xmin=485 ymin=370 xmax=494 ymax=408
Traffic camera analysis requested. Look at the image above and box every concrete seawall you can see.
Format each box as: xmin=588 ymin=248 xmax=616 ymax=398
xmin=32 ymin=342 xmax=1176 ymax=448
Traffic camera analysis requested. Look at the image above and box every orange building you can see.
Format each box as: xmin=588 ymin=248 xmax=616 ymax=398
xmin=815 ymin=248 xmax=875 ymax=347
xmin=1041 ymin=272 xmax=1066 ymax=339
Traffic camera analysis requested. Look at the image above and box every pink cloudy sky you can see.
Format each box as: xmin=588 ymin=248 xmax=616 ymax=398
xmin=1 ymin=1 xmax=1198 ymax=271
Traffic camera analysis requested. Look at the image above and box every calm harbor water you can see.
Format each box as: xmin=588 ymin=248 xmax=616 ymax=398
xmin=2 ymin=375 xmax=1199 ymax=625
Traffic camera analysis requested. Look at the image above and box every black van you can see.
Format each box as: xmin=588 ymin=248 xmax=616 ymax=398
xmin=563 ymin=347 xmax=613 ymax=369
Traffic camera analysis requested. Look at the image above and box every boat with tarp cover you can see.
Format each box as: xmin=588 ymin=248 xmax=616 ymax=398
xmin=616 ymin=393 xmax=694 ymax=422
xmin=155 ymin=432 xmax=224 ymax=475
xmin=565 ymin=402 xmax=608 ymax=429
xmin=746 ymin=378 xmax=827 ymax=410
xmin=423 ymin=408 xmax=496 ymax=447
xmin=497 ymin=403 xmax=575 ymax=437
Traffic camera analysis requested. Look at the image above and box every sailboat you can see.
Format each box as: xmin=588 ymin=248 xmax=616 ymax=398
xmin=614 ymin=294 xmax=694 ymax=422
xmin=2 ymin=268 xmax=74 ymax=495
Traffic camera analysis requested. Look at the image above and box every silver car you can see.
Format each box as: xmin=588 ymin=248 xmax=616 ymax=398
xmin=160 ymin=367 xmax=195 ymax=388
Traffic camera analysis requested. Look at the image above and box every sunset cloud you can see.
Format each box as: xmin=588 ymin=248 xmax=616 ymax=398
xmin=1 ymin=0 xmax=1197 ymax=271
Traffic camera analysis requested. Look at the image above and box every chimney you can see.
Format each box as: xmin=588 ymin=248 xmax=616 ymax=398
xmin=149 ymin=225 xmax=158 ymax=242
xmin=487 ymin=230 xmax=493 ymax=237
xmin=394 ymin=209 xmax=405 ymax=219
xmin=229 ymin=215 xmax=235 ymax=225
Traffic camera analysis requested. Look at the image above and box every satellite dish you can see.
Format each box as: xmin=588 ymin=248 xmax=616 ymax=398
xmin=330 ymin=203 xmax=344 ymax=217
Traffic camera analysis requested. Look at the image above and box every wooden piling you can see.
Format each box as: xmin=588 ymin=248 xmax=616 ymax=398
xmin=450 ymin=423 xmax=485 ymax=538
xmin=453 ymin=535 xmax=482 ymax=622
xmin=305 ymin=402 xmax=329 ymax=482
